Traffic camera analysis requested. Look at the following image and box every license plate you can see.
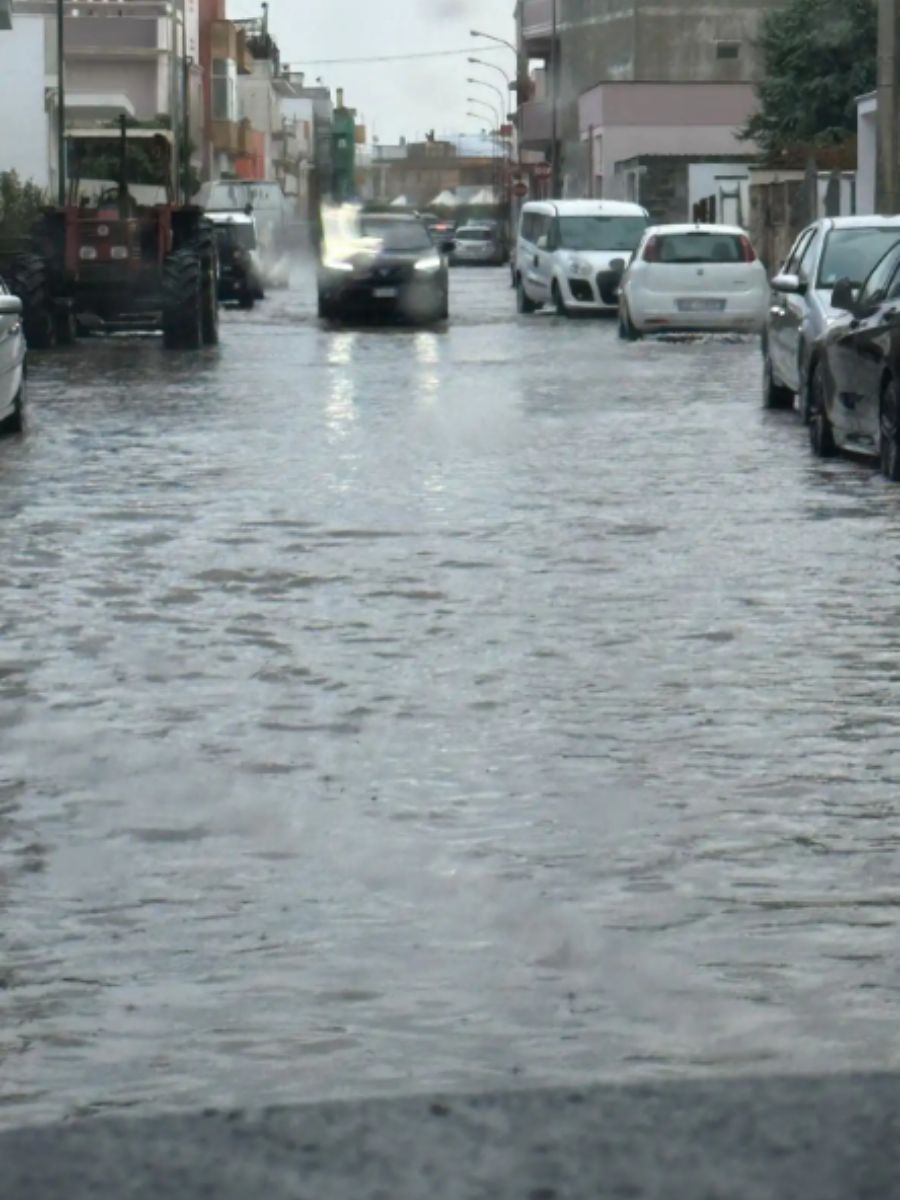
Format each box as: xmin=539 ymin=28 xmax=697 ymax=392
xmin=373 ymin=287 xmax=398 ymax=299
xmin=677 ymin=298 xmax=726 ymax=312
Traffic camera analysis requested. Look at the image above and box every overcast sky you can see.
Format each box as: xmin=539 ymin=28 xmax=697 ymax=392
xmin=227 ymin=0 xmax=516 ymax=144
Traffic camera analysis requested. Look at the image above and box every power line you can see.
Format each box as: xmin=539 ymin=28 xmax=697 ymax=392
xmin=287 ymin=44 xmax=508 ymax=67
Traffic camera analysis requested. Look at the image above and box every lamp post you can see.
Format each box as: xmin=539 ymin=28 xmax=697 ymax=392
xmin=468 ymin=57 xmax=512 ymax=87
xmin=468 ymin=95 xmax=501 ymax=129
xmin=550 ymin=0 xmax=560 ymax=197
xmin=56 ymin=0 xmax=66 ymax=206
xmin=469 ymin=28 xmax=517 ymax=56
xmin=467 ymin=77 xmax=507 ymax=121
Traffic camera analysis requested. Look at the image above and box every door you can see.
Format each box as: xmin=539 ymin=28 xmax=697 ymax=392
xmin=527 ymin=214 xmax=555 ymax=303
xmin=0 ymin=282 xmax=22 ymax=421
xmin=828 ymin=249 xmax=900 ymax=446
xmin=769 ymin=227 xmax=814 ymax=386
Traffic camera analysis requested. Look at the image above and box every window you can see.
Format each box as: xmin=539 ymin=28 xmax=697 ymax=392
xmin=716 ymin=42 xmax=741 ymax=60
xmin=857 ymin=246 xmax=900 ymax=306
xmin=651 ymin=232 xmax=746 ymax=264
xmin=784 ymin=228 xmax=814 ymax=276
xmin=558 ymin=216 xmax=649 ymax=252
xmin=818 ymin=228 xmax=900 ymax=288
xmin=212 ymin=58 xmax=238 ymax=123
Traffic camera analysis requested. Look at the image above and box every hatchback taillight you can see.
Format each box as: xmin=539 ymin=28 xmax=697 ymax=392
xmin=643 ymin=236 xmax=660 ymax=263
xmin=739 ymin=235 xmax=757 ymax=263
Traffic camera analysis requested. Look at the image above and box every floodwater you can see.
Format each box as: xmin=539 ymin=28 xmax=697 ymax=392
xmin=1 ymin=267 xmax=900 ymax=1128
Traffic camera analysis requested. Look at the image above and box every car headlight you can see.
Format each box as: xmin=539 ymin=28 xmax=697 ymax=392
xmin=566 ymin=256 xmax=591 ymax=277
xmin=322 ymin=258 xmax=354 ymax=273
xmin=415 ymin=254 xmax=442 ymax=273
xmin=79 ymin=246 xmax=98 ymax=261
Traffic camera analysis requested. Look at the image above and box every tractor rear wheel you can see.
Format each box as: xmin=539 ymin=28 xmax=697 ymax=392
xmin=8 ymin=254 xmax=56 ymax=349
xmin=162 ymin=249 xmax=204 ymax=350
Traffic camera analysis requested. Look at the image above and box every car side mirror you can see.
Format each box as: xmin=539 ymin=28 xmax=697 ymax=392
xmin=830 ymin=277 xmax=857 ymax=314
xmin=771 ymin=273 xmax=806 ymax=296
xmin=0 ymin=295 xmax=22 ymax=317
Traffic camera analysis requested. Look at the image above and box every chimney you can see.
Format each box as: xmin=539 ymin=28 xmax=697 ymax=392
xmin=336 ymin=87 xmax=345 ymax=109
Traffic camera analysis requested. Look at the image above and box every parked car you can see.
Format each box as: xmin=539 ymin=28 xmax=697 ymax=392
xmin=451 ymin=223 xmax=507 ymax=266
xmin=809 ymin=240 xmax=900 ymax=479
xmin=763 ymin=216 xmax=900 ymax=418
xmin=0 ymin=276 xmax=26 ymax=434
xmin=318 ymin=212 xmax=453 ymax=325
xmin=207 ymin=212 xmax=265 ymax=309
xmin=618 ymin=223 xmax=767 ymax=339
xmin=515 ymin=199 xmax=649 ymax=317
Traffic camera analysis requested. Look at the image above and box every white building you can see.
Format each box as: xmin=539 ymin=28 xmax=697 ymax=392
xmin=0 ymin=11 xmax=52 ymax=189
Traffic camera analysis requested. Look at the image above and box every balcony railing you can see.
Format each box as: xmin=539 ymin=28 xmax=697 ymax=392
xmin=521 ymin=0 xmax=553 ymax=42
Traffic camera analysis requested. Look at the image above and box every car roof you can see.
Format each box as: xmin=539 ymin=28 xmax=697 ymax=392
xmin=522 ymin=199 xmax=648 ymax=218
xmin=207 ymin=212 xmax=255 ymax=225
xmin=821 ymin=215 xmax=900 ymax=230
xmin=644 ymin=223 xmax=748 ymax=237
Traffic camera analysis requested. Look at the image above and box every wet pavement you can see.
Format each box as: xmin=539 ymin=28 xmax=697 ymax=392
xmin=2 ymin=266 xmax=900 ymax=1129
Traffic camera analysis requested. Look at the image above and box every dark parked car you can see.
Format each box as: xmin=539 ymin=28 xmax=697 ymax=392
xmin=318 ymin=213 xmax=452 ymax=324
xmin=810 ymin=240 xmax=900 ymax=479
xmin=763 ymin=216 xmax=900 ymax=419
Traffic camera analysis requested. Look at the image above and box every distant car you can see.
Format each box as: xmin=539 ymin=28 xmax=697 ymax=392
xmin=318 ymin=213 xmax=453 ymax=325
xmin=618 ymin=223 xmax=767 ymax=339
xmin=809 ymin=240 xmax=900 ymax=479
xmin=451 ymin=224 xmax=507 ymax=266
xmin=515 ymin=199 xmax=650 ymax=317
xmin=763 ymin=216 xmax=900 ymax=418
xmin=207 ymin=212 xmax=265 ymax=309
xmin=0 ymin=276 xmax=26 ymax=434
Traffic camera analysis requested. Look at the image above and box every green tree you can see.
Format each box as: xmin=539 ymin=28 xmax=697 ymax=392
xmin=742 ymin=0 xmax=877 ymax=156
xmin=0 ymin=171 xmax=45 ymax=244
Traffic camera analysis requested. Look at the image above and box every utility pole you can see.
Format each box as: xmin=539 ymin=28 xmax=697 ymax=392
xmin=550 ymin=0 xmax=560 ymax=197
xmin=56 ymin=0 xmax=66 ymax=205
xmin=878 ymin=0 xmax=900 ymax=212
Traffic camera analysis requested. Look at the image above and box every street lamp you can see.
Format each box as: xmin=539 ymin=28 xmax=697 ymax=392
xmin=56 ymin=0 xmax=66 ymax=206
xmin=467 ymin=77 xmax=507 ymax=121
xmin=468 ymin=57 xmax=512 ymax=88
xmin=469 ymin=28 xmax=517 ymax=56
xmin=468 ymin=96 xmax=501 ymax=129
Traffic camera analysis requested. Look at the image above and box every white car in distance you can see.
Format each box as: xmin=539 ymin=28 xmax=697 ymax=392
xmin=618 ymin=223 xmax=768 ymax=339
xmin=0 ymin=276 xmax=26 ymax=433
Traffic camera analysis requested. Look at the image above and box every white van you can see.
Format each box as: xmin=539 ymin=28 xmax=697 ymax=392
xmin=514 ymin=199 xmax=650 ymax=316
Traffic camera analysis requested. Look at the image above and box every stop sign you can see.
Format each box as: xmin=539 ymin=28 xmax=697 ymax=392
xmin=512 ymin=180 xmax=529 ymax=199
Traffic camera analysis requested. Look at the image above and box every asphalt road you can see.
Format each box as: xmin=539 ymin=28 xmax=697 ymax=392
xmin=1 ymin=265 xmax=899 ymax=1129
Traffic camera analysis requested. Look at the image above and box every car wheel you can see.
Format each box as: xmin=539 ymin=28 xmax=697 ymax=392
xmin=809 ymin=362 xmax=836 ymax=458
xmin=763 ymin=353 xmax=794 ymax=410
xmin=880 ymin=378 xmax=900 ymax=481
xmin=1 ymin=377 xmax=26 ymax=435
xmin=517 ymin=278 xmax=538 ymax=314
xmin=552 ymin=281 xmax=570 ymax=318
xmin=617 ymin=299 xmax=641 ymax=341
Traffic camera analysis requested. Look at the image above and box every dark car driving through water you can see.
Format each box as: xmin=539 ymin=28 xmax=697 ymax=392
xmin=317 ymin=209 xmax=453 ymax=325
xmin=207 ymin=212 xmax=266 ymax=310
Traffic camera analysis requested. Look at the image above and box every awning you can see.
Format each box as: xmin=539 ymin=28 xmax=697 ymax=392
xmin=67 ymin=92 xmax=137 ymax=122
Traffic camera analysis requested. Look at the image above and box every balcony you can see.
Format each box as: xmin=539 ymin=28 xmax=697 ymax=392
xmin=212 ymin=119 xmax=241 ymax=155
xmin=516 ymin=98 xmax=552 ymax=149
xmin=520 ymin=0 xmax=553 ymax=55
xmin=212 ymin=20 xmax=254 ymax=75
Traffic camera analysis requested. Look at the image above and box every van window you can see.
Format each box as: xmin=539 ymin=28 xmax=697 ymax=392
xmin=558 ymin=215 xmax=648 ymax=253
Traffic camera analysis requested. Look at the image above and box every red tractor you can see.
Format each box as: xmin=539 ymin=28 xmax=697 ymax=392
xmin=7 ymin=121 xmax=218 ymax=350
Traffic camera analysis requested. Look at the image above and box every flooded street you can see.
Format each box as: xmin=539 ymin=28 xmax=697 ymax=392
xmin=3 ymin=266 xmax=900 ymax=1129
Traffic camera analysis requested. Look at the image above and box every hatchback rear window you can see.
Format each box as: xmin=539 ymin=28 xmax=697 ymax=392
xmin=457 ymin=229 xmax=492 ymax=242
xmin=646 ymin=233 xmax=746 ymax=264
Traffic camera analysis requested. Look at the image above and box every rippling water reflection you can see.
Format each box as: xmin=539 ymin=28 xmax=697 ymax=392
xmin=1 ymin=268 xmax=900 ymax=1127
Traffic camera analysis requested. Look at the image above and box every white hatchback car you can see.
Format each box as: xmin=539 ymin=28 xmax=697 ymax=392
xmin=618 ymin=223 xmax=768 ymax=339
xmin=0 ymin=276 xmax=26 ymax=434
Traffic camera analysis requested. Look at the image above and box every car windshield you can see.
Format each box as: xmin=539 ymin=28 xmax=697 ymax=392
xmin=457 ymin=229 xmax=492 ymax=242
xmin=215 ymin=224 xmax=256 ymax=250
xmin=652 ymin=233 xmax=745 ymax=264
xmin=360 ymin=219 xmax=433 ymax=251
xmin=818 ymin=228 xmax=900 ymax=288
xmin=558 ymin=215 xmax=648 ymax=251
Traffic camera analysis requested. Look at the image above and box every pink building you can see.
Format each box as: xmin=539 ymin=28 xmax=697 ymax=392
xmin=578 ymin=81 xmax=760 ymax=223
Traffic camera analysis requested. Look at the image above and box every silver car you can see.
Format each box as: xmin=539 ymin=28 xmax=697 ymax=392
xmin=0 ymin=276 xmax=26 ymax=434
xmin=451 ymin=224 xmax=506 ymax=266
xmin=763 ymin=216 xmax=900 ymax=420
